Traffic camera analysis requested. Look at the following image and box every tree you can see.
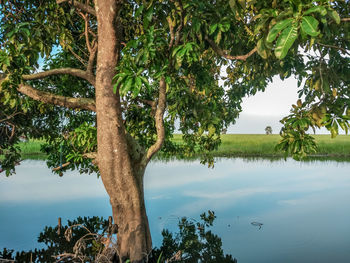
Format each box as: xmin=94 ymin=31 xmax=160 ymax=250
xmin=0 ymin=0 xmax=348 ymax=261
xmin=265 ymin=126 xmax=272 ymax=135
xmin=1 ymin=212 xmax=237 ymax=263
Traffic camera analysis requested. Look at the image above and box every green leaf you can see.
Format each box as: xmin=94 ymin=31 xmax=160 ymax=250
xmin=330 ymin=124 xmax=338 ymax=138
xmin=121 ymin=77 xmax=134 ymax=95
xmin=274 ymin=24 xmax=298 ymax=59
xmin=219 ymin=21 xmax=230 ymax=32
xmin=208 ymin=125 xmax=216 ymax=136
xmin=165 ymin=76 xmax=171 ymax=84
xmin=304 ymin=6 xmax=327 ymax=16
xmin=209 ymin=24 xmax=218 ymax=35
xmin=229 ymin=0 xmax=236 ymax=9
xmin=135 ymin=76 xmax=142 ymax=96
xmin=135 ymin=5 xmax=144 ymax=18
xmin=257 ymin=39 xmax=268 ymax=59
xmin=143 ymin=8 xmax=153 ymax=29
xmin=328 ymin=10 xmax=340 ymax=24
xmin=301 ymin=16 xmax=319 ymax=37
xmin=266 ymin=18 xmax=293 ymax=43
xmin=237 ymin=0 xmax=246 ymax=9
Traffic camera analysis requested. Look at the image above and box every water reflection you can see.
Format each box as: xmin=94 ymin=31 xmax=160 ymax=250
xmin=1 ymin=158 xmax=350 ymax=263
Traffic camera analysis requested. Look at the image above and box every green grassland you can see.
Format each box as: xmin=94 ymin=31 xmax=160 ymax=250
xmin=17 ymin=140 xmax=47 ymax=159
xmin=173 ymin=134 xmax=350 ymax=158
xmin=7 ymin=134 xmax=350 ymax=160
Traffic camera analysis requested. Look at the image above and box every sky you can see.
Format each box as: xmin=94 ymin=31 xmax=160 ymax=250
xmin=228 ymin=76 xmax=330 ymax=134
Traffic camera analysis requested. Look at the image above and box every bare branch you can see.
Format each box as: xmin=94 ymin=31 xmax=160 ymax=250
xmin=139 ymin=99 xmax=156 ymax=108
xmin=0 ymin=111 xmax=24 ymax=123
xmin=167 ymin=16 xmax=176 ymax=50
xmin=205 ymin=36 xmax=257 ymax=61
xmin=87 ymin=43 xmax=97 ymax=74
xmin=67 ymin=46 xmax=88 ymax=66
xmin=56 ymin=0 xmax=96 ymax=16
xmin=18 ymin=83 xmax=96 ymax=112
xmin=83 ymin=152 xmax=97 ymax=159
xmin=318 ymin=43 xmax=349 ymax=55
xmin=78 ymin=11 xmax=92 ymax=53
xmin=145 ymin=77 xmax=167 ymax=163
xmin=22 ymin=68 xmax=95 ymax=86
xmin=341 ymin=18 xmax=350 ymax=22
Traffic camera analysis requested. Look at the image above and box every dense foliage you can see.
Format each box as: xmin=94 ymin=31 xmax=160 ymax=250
xmin=0 ymin=1 xmax=348 ymax=174
xmin=0 ymin=1 xmax=349 ymax=172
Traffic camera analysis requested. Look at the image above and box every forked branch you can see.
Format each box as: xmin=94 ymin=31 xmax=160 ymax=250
xmin=145 ymin=77 xmax=167 ymax=163
xmin=205 ymin=36 xmax=257 ymax=61
xmin=56 ymin=0 xmax=96 ymax=16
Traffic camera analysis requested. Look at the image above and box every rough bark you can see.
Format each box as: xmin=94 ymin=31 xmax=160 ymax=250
xmin=145 ymin=78 xmax=167 ymax=163
xmin=22 ymin=68 xmax=95 ymax=86
xmin=94 ymin=1 xmax=151 ymax=262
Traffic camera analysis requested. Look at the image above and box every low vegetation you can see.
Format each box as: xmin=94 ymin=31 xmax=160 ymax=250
xmin=14 ymin=134 xmax=350 ymax=160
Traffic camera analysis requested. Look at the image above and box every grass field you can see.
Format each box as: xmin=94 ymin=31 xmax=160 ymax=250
xmin=17 ymin=140 xmax=47 ymax=159
xmin=172 ymin=134 xmax=350 ymax=157
xmin=8 ymin=134 xmax=350 ymax=160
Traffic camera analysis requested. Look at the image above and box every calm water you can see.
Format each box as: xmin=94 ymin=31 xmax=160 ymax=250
xmin=1 ymin=158 xmax=350 ymax=263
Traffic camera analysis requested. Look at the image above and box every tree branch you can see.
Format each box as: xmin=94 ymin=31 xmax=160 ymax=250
xmin=167 ymin=16 xmax=175 ymax=50
xmin=205 ymin=36 xmax=257 ymax=61
xmin=78 ymin=11 xmax=94 ymax=54
xmin=83 ymin=152 xmax=97 ymax=159
xmin=22 ymin=68 xmax=95 ymax=86
xmin=174 ymin=0 xmax=184 ymax=46
xmin=0 ymin=111 xmax=24 ymax=123
xmin=145 ymin=77 xmax=167 ymax=163
xmin=341 ymin=18 xmax=350 ymax=22
xmin=87 ymin=43 xmax=97 ymax=74
xmin=318 ymin=43 xmax=349 ymax=55
xmin=56 ymin=0 xmax=96 ymax=16
xmin=18 ymin=84 xmax=96 ymax=112
xmin=67 ymin=46 xmax=88 ymax=66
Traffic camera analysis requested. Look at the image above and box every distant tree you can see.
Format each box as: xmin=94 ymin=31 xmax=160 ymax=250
xmin=265 ymin=126 xmax=273 ymax=135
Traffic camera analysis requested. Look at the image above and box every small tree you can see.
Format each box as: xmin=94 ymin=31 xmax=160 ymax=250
xmin=265 ymin=126 xmax=272 ymax=135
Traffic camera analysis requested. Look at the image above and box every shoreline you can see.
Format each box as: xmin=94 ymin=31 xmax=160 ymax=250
xmin=8 ymin=134 xmax=349 ymax=161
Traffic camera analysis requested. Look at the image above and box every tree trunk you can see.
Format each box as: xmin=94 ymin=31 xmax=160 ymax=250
xmin=95 ymin=1 xmax=152 ymax=262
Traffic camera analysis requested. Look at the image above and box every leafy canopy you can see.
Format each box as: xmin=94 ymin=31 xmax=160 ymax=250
xmin=0 ymin=0 xmax=349 ymax=174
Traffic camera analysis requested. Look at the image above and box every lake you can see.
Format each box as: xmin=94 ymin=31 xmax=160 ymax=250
xmin=1 ymin=158 xmax=350 ymax=262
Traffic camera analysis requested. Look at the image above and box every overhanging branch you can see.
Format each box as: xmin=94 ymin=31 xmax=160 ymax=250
xmin=145 ymin=77 xmax=167 ymax=163
xmin=22 ymin=68 xmax=95 ymax=86
xmin=205 ymin=36 xmax=257 ymax=61
xmin=56 ymin=0 xmax=96 ymax=16
xmin=18 ymin=84 xmax=96 ymax=112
